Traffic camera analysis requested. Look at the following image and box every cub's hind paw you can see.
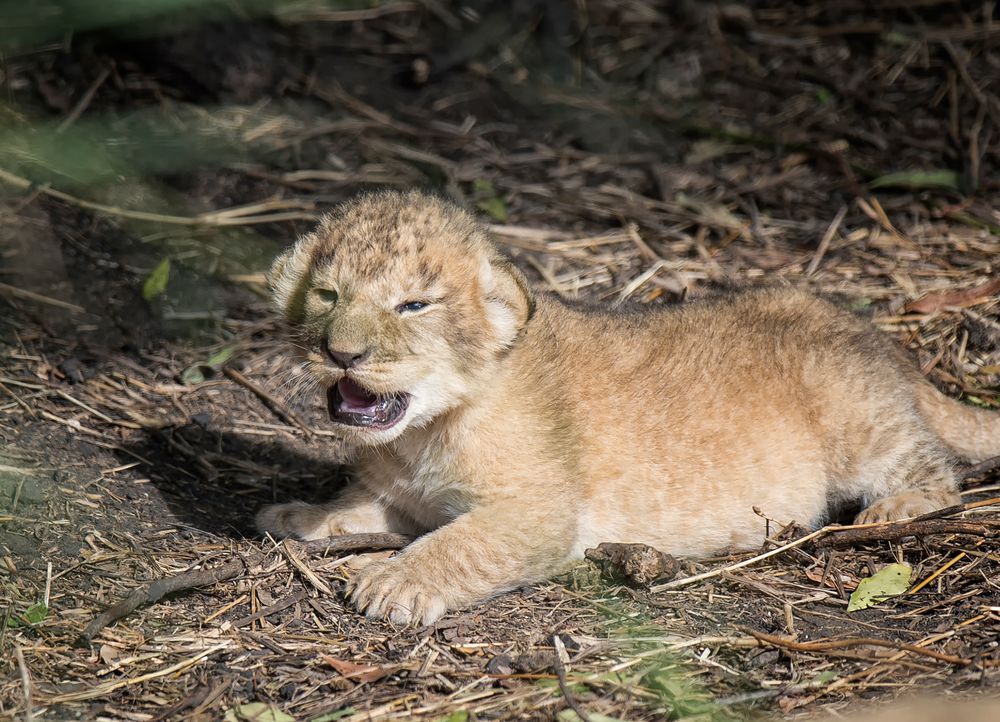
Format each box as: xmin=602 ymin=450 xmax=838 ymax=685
xmin=855 ymin=490 xmax=960 ymax=524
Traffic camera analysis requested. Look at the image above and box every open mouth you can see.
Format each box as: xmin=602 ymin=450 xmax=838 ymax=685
xmin=327 ymin=378 xmax=410 ymax=430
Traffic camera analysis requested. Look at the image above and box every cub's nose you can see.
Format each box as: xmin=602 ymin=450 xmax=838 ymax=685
xmin=325 ymin=345 xmax=371 ymax=369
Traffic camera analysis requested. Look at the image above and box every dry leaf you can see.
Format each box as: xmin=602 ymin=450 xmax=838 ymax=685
xmin=804 ymin=566 xmax=860 ymax=591
xmin=321 ymin=655 xmax=396 ymax=683
xmin=905 ymin=277 xmax=1000 ymax=314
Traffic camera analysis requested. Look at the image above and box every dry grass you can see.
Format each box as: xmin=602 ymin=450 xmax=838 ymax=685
xmin=1 ymin=1 xmax=1000 ymax=720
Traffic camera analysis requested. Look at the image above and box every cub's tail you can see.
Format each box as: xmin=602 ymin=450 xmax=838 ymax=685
xmin=914 ymin=381 xmax=1000 ymax=462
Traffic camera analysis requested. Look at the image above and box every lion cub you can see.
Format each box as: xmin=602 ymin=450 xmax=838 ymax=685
xmin=257 ymin=190 xmax=999 ymax=625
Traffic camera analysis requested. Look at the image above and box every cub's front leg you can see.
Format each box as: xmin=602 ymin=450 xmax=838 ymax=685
xmin=350 ymin=502 xmax=576 ymax=626
xmin=256 ymin=483 xmax=407 ymax=541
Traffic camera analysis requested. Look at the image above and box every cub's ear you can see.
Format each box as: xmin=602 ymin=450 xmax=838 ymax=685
xmin=480 ymin=253 xmax=535 ymax=347
xmin=267 ymin=231 xmax=321 ymax=322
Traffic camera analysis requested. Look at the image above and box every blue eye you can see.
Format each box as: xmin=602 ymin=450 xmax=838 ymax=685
xmin=397 ymin=300 xmax=429 ymax=314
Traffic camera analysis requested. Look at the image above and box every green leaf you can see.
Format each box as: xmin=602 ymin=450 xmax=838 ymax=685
xmin=558 ymin=711 xmax=628 ymax=722
xmin=205 ymin=346 xmax=235 ymax=367
xmin=534 ymin=678 xmax=589 ymax=696
xmin=847 ymin=563 xmax=911 ymax=612
xmin=142 ymin=258 xmax=171 ymax=301
xmin=180 ymin=345 xmax=236 ymax=385
xmin=472 ymin=179 xmax=508 ymax=222
xmin=431 ymin=712 xmax=469 ymax=722
xmin=224 ymin=702 xmax=295 ymax=722
xmin=868 ymin=170 xmax=960 ymax=192
xmin=23 ymin=602 xmax=48 ymax=625
xmin=311 ymin=709 xmax=356 ymax=722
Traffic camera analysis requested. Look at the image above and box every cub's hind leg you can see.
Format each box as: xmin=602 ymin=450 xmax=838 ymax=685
xmin=855 ymin=439 xmax=960 ymax=524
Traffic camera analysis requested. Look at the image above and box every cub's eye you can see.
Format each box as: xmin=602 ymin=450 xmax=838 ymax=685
xmin=397 ymin=300 xmax=430 ymax=314
xmin=314 ymin=288 xmax=339 ymax=305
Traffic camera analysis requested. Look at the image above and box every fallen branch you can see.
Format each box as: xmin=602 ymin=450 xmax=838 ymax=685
xmin=79 ymin=533 xmax=414 ymax=643
xmin=817 ymin=519 xmax=999 ymax=548
xmin=300 ymin=532 xmax=414 ymax=554
xmin=79 ymin=558 xmax=248 ymax=643
xmin=748 ymin=629 xmax=969 ymax=666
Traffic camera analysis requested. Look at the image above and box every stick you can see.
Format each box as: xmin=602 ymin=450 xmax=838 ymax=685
xmin=230 ymin=589 xmax=308 ymax=628
xmin=0 ymin=281 xmax=86 ymax=314
xmin=300 ymin=532 xmax=413 ymax=554
xmin=223 ymin=366 xmax=313 ymax=435
xmin=56 ymin=67 xmax=110 ymax=133
xmin=817 ymin=519 xmax=998 ymax=548
xmin=748 ymin=629 xmax=969 ymax=666
xmin=552 ymin=635 xmax=592 ymax=722
xmin=78 ymin=559 xmax=248 ymax=643
xmin=79 ymin=533 xmax=413 ymax=641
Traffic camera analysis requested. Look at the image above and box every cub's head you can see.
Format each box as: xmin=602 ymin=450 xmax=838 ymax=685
xmin=269 ymin=190 xmax=534 ymax=443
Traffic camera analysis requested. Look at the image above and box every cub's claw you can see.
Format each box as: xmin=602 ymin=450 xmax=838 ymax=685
xmin=349 ymin=558 xmax=451 ymax=626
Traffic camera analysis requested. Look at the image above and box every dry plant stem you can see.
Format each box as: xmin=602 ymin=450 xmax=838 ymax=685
xmin=80 ymin=533 xmax=413 ymax=642
xmin=651 ymin=527 xmax=829 ymax=591
xmin=0 ymin=281 xmax=86 ymax=314
xmin=910 ymin=494 xmax=1000 ymax=521
xmin=0 ymin=167 xmax=317 ymax=226
xmin=749 ymin=630 xmax=970 ymax=666
xmin=222 ymin=366 xmax=314 ymax=435
xmin=15 ymin=646 xmax=34 ymax=722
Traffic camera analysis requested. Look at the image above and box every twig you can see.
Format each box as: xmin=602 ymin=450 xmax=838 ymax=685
xmin=908 ymin=552 xmax=966 ymax=595
xmin=805 ymin=205 xmax=847 ymax=276
xmin=79 ymin=558 xmax=248 ymax=643
xmin=231 ymin=589 xmax=308 ymax=628
xmin=0 ymin=167 xmax=317 ymax=227
xmin=79 ymin=533 xmax=413 ymax=641
xmin=299 ymin=532 xmax=413 ymax=555
xmin=910 ymin=495 xmax=1000 ymax=521
xmin=748 ymin=629 xmax=969 ymax=666
xmin=223 ymin=366 xmax=313 ymax=435
xmin=280 ymin=541 xmax=334 ymax=596
xmin=15 ymin=646 xmax=33 ymax=722
xmin=817 ymin=520 xmax=999 ymax=548
xmin=0 ymin=281 xmax=86 ymax=313
xmin=552 ymin=635 xmax=592 ymax=722
xmin=56 ymin=67 xmax=110 ymax=133
xmin=650 ymin=527 xmax=829 ymax=591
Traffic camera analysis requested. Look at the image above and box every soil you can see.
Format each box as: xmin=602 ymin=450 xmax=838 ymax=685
xmin=1 ymin=2 xmax=999 ymax=721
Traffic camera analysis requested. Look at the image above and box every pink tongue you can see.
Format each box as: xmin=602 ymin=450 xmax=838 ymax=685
xmin=338 ymin=378 xmax=380 ymax=413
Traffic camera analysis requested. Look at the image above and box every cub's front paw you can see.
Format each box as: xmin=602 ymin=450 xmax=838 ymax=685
xmin=349 ymin=557 xmax=455 ymax=626
xmin=256 ymin=501 xmax=376 ymax=541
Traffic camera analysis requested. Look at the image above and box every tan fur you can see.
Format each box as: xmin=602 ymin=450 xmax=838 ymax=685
xmin=256 ymin=190 xmax=998 ymax=625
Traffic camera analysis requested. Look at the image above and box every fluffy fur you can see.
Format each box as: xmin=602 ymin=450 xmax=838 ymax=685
xmin=256 ymin=190 xmax=1000 ymax=625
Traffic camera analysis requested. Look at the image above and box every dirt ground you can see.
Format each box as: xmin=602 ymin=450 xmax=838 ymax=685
xmin=1 ymin=1 xmax=1000 ymax=720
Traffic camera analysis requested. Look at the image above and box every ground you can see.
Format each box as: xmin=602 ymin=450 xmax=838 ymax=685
xmin=1 ymin=1 xmax=999 ymax=720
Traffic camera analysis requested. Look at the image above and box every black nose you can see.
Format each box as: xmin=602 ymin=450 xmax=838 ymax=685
xmin=326 ymin=346 xmax=371 ymax=369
